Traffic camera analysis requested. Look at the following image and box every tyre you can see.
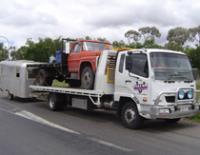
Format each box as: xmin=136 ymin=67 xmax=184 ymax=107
xmin=34 ymin=69 xmax=53 ymax=86
xmin=121 ymin=102 xmax=143 ymax=129
xmin=81 ymin=66 xmax=94 ymax=89
xmin=164 ymin=118 xmax=181 ymax=123
xmin=8 ymin=93 xmax=14 ymax=100
xmin=48 ymin=93 xmax=66 ymax=111
xmin=68 ymin=79 xmax=81 ymax=88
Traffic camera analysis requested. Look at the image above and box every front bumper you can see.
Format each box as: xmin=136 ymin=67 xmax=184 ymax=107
xmin=148 ymin=105 xmax=200 ymax=119
xmin=143 ymin=90 xmax=200 ymax=119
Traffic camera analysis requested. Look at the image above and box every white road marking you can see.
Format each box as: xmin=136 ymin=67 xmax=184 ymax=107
xmin=89 ymin=137 xmax=133 ymax=152
xmin=15 ymin=110 xmax=80 ymax=135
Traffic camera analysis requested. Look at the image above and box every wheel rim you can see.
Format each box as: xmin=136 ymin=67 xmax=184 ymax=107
xmin=124 ymin=108 xmax=135 ymax=123
xmin=49 ymin=97 xmax=55 ymax=109
xmin=83 ymin=71 xmax=91 ymax=88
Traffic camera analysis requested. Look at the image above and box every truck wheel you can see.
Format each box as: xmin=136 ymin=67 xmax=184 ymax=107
xmin=68 ymin=80 xmax=81 ymax=88
xmin=165 ymin=118 xmax=181 ymax=123
xmin=34 ymin=69 xmax=53 ymax=86
xmin=48 ymin=93 xmax=65 ymax=111
xmin=121 ymin=102 xmax=143 ymax=129
xmin=81 ymin=66 xmax=94 ymax=89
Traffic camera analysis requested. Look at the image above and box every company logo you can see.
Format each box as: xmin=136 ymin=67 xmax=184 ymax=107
xmin=134 ymin=81 xmax=148 ymax=94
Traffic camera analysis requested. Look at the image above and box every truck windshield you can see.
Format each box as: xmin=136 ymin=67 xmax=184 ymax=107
xmin=150 ymin=52 xmax=194 ymax=81
xmin=84 ymin=42 xmax=112 ymax=51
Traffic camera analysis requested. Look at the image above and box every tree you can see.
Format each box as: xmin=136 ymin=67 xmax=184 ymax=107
xmin=165 ymin=41 xmax=183 ymax=51
xmin=124 ymin=30 xmax=141 ymax=44
xmin=113 ymin=40 xmax=126 ymax=49
xmin=188 ymin=26 xmax=200 ymax=46
xmin=97 ymin=37 xmax=107 ymax=42
xmin=167 ymin=27 xmax=189 ymax=46
xmin=85 ymin=36 xmax=92 ymax=40
xmin=16 ymin=37 xmax=62 ymax=62
xmin=138 ymin=26 xmax=161 ymax=42
xmin=187 ymin=46 xmax=200 ymax=71
xmin=143 ymin=39 xmax=162 ymax=48
xmin=0 ymin=43 xmax=8 ymax=61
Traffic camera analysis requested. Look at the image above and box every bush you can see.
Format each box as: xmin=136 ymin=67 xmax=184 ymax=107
xmin=187 ymin=47 xmax=200 ymax=71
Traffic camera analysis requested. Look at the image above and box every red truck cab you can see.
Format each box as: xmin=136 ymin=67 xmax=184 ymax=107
xmin=67 ymin=40 xmax=112 ymax=89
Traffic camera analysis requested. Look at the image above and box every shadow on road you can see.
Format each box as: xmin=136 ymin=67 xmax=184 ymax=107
xmin=1 ymin=95 xmax=199 ymax=133
xmin=141 ymin=119 xmax=197 ymax=133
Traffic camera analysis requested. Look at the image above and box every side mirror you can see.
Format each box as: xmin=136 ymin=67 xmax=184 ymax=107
xmin=125 ymin=56 xmax=132 ymax=71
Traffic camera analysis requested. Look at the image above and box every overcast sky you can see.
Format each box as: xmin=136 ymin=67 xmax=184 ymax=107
xmin=0 ymin=0 xmax=200 ymax=47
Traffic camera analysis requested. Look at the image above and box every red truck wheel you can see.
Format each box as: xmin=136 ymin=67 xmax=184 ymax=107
xmin=81 ymin=66 xmax=94 ymax=89
xmin=34 ymin=69 xmax=53 ymax=86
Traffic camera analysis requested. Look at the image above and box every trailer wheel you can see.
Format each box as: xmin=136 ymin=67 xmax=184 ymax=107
xmin=81 ymin=66 xmax=94 ymax=89
xmin=8 ymin=93 xmax=14 ymax=100
xmin=121 ymin=102 xmax=143 ymax=129
xmin=48 ymin=93 xmax=66 ymax=111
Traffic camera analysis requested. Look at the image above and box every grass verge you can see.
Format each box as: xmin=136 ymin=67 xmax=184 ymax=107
xmin=52 ymin=80 xmax=68 ymax=88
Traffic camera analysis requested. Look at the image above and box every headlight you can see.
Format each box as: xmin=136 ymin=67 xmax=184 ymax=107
xmin=178 ymin=89 xmax=185 ymax=100
xmin=187 ymin=89 xmax=193 ymax=99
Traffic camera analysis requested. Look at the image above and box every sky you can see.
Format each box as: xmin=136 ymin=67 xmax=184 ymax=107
xmin=0 ymin=0 xmax=200 ymax=47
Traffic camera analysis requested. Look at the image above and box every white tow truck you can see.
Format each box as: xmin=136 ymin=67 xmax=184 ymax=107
xmin=30 ymin=48 xmax=200 ymax=128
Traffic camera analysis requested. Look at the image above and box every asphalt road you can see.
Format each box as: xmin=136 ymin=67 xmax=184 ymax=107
xmin=0 ymin=94 xmax=200 ymax=155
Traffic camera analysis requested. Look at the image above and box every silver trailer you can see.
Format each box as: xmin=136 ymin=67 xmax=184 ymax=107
xmin=0 ymin=60 xmax=45 ymax=99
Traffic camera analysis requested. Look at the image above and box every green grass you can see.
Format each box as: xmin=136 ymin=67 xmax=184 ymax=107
xmin=52 ymin=80 xmax=68 ymax=88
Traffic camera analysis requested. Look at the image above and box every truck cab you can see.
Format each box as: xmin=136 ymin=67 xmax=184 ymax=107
xmin=67 ymin=40 xmax=112 ymax=89
xmin=114 ymin=49 xmax=199 ymax=128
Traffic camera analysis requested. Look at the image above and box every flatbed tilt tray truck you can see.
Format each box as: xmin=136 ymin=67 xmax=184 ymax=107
xmin=30 ymin=49 xmax=200 ymax=129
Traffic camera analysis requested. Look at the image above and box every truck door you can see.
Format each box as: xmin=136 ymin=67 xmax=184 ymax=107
xmin=115 ymin=51 xmax=149 ymax=104
xmin=126 ymin=52 xmax=149 ymax=104
xmin=67 ymin=43 xmax=82 ymax=73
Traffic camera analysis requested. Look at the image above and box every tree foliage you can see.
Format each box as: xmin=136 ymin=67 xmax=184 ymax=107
xmin=124 ymin=30 xmax=141 ymax=43
xmin=15 ymin=37 xmax=62 ymax=62
xmin=187 ymin=47 xmax=200 ymax=71
xmin=165 ymin=41 xmax=183 ymax=51
xmin=138 ymin=26 xmax=161 ymax=41
xmin=167 ymin=27 xmax=189 ymax=46
xmin=0 ymin=43 xmax=8 ymax=61
xmin=188 ymin=26 xmax=200 ymax=46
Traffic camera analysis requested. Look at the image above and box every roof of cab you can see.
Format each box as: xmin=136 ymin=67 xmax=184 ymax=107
xmin=120 ymin=48 xmax=185 ymax=55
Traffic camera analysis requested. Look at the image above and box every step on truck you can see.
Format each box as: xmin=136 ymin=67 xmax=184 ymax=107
xmin=31 ymin=48 xmax=200 ymax=129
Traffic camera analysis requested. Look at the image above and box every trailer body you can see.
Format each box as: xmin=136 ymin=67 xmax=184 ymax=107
xmin=0 ymin=60 xmax=46 ymax=98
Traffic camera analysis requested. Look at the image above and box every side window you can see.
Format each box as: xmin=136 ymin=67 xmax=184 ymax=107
xmin=73 ymin=44 xmax=81 ymax=53
xmin=126 ymin=53 xmax=149 ymax=78
xmin=119 ymin=54 xmax=125 ymax=73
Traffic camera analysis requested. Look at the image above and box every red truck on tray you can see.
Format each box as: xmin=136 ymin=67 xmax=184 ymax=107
xmin=34 ymin=39 xmax=112 ymax=89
